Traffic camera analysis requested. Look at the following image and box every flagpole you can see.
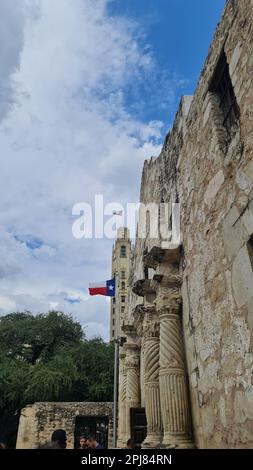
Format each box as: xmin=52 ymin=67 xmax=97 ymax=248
xmin=113 ymin=338 xmax=119 ymax=448
xmin=112 ymin=272 xmax=119 ymax=448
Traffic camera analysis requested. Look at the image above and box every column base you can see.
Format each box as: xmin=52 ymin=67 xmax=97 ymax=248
xmin=142 ymin=434 xmax=163 ymax=449
xmin=117 ymin=439 xmax=127 ymax=449
xmin=161 ymin=433 xmax=195 ymax=449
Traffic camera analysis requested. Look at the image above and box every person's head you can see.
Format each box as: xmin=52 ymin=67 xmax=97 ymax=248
xmin=126 ymin=438 xmax=134 ymax=449
xmin=51 ymin=429 xmax=67 ymax=449
xmin=87 ymin=436 xmax=97 ymax=449
xmin=79 ymin=436 xmax=87 ymax=449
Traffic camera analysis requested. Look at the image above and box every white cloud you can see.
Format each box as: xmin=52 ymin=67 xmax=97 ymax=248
xmin=0 ymin=0 xmax=179 ymax=339
xmin=0 ymin=294 xmax=16 ymax=312
xmin=0 ymin=0 xmax=25 ymax=120
xmin=84 ymin=322 xmax=109 ymax=341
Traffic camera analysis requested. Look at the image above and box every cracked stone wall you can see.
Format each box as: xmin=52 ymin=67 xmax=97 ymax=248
xmin=128 ymin=0 xmax=253 ymax=448
xmin=179 ymin=0 xmax=253 ymax=448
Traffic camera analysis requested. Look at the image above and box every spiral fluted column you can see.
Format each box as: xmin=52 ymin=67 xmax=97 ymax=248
xmin=142 ymin=314 xmax=163 ymax=448
xmin=123 ymin=327 xmax=140 ymax=441
xmin=157 ymin=280 xmax=194 ymax=448
xmin=117 ymin=350 xmax=127 ymax=448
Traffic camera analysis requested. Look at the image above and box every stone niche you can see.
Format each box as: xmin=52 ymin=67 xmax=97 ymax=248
xmin=16 ymin=402 xmax=113 ymax=449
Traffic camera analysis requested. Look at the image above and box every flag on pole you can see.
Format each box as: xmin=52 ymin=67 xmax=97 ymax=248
xmin=89 ymin=278 xmax=116 ymax=297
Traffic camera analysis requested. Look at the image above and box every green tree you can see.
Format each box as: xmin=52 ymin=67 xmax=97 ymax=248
xmin=0 ymin=311 xmax=83 ymax=363
xmin=0 ymin=312 xmax=114 ymax=448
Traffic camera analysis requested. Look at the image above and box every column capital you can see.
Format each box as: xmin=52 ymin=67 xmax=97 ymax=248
xmin=134 ymin=303 xmax=156 ymax=316
xmin=121 ymin=323 xmax=136 ymax=338
xmin=154 ymin=273 xmax=182 ymax=289
xmin=143 ymin=245 xmax=182 ymax=270
xmin=132 ymin=304 xmax=146 ymax=339
xmin=143 ymin=315 xmax=160 ymax=340
xmin=132 ymin=278 xmax=156 ymax=298
xmin=154 ymin=276 xmax=182 ymax=315
xmin=124 ymin=334 xmax=140 ymax=368
xmin=119 ymin=348 xmax=126 ymax=361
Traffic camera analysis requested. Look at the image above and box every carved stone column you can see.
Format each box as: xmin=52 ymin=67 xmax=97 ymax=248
xmin=133 ymin=305 xmax=146 ymax=408
xmin=157 ymin=278 xmax=194 ymax=448
xmin=123 ymin=325 xmax=140 ymax=441
xmin=142 ymin=310 xmax=163 ymax=448
xmin=117 ymin=349 xmax=127 ymax=448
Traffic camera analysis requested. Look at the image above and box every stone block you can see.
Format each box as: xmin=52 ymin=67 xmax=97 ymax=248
xmin=204 ymin=170 xmax=224 ymax=208
xmin=229 ymin=43 xmax=243 ymax=80
xmin=232 ymin=245 xmax=253 ymax=308
xmin=234 ymin=391 xmax=253 ymax=424
xmin=203 ymin=100 xmax=212 ymax=128
xmin=246 ymin=297 xmax=253 ymax=334
xmin=222 ymin=206 xmax=248 ymax=261
xmin=209 ymin=274 xmax=225 ymax=304
xmin=244 ymin=159 xmax=253 ymax=184
xmin=241 ymin=203 xmax=253 ymax=237
xmin=236 ymin=170 xmax=252 ymax=193
xmin=218 ymin=396 xmax=227 ymax=428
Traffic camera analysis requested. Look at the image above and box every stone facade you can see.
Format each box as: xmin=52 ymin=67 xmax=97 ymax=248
xmin=16 ymin=402 xmax=113 ymax=449
xmin=118 ymin=0 xmax=253 ymax=449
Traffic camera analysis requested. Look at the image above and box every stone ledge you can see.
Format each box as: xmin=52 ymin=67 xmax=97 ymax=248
xmin=143 ymin=246 xmax=182 ymax=270
xmin=132 ymin=278 xmax=156 ymax=297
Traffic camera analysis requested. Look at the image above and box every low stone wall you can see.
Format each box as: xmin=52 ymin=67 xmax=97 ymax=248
xmin=16 ymin=402 xmax=113 ymax=449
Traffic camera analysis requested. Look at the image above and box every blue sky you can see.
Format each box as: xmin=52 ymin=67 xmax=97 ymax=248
xmin=0 ymin=0 xmax=226 ymax=339
xmin=109 ymin=0 xmax=225 ymax=124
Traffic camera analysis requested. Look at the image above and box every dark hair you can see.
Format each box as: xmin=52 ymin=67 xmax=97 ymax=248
xmin=127 ymin=438 xmax=134 ymax=448
xmin=51 ymin=429 xmax=67 ymax=443
xmin=79 ymin=436 xmax=87 ymax=440
xmin=87 ymin=435 xmax=96 ymax=441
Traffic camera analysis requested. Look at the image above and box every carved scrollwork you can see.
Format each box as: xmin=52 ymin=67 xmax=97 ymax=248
xmin=143 ymin=318 xmax=160 ymax=339
xmin=156 ymin=290 xmax=182 ymax=313
xmin=125 ymin=344 xmax=140 ymax=369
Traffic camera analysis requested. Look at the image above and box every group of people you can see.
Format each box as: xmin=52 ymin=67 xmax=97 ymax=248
xmin=78 ymin=435 xmax=135 ymax=450
xmin=40 ymin=429 xmax=136 ymax=450
xmin=0 ymin=430 xmax=135 ymax=450
xmin=39 ymin=429 xmax=104 ymax=449
xmin=79 ymin=435 xmax=103 ymax=450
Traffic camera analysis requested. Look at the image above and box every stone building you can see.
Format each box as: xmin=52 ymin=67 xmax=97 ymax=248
xmin=16 ymin=402 xmax=113 ymax=449
xmin=117 ymin=0 xmax=253 ymax=449
xmin=110 ymin=227 xmax=132 ymax=341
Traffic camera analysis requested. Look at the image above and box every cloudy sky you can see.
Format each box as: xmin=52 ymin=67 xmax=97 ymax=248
xmin=0 ymin=0 xmax=224 ymax=340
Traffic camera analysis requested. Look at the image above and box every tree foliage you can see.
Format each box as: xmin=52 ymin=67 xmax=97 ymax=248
xmin=0 ymin=312 xmax=114 ymax=447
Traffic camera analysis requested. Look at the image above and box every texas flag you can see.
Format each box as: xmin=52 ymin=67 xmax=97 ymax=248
xmin=89 ymin=278 xmax=116 ymax=297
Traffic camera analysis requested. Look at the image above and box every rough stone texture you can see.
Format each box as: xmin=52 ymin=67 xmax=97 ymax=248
xmin=120 ymin=0 xmax=253 ymax=449
xmin=179 ymin=0 xmax=253 ymax=448
xmin=16 ymin=402 xmax=113 ymax=449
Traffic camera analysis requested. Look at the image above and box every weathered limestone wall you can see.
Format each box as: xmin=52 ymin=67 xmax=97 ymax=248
xmin=15 ymin=403 xmax=39 ymax=450
xmin=178 ymin=0 xmax=253 ymax=449
xmin=124 ymin=0 xmax=253 ymax=449
xmin=16 ymin=402 xmax=113 ymax=449
xmin=121 ymin=98 xmax=193 ymax=449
